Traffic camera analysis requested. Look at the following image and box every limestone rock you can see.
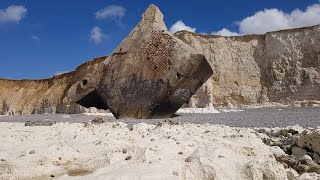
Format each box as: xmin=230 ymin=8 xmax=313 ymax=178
xmin=73 ymin=4 xmax=213 ymax=119
xmin=295 ymin=129 xmax=320 ymax=156
xmin=176 ymin=25 xmax=320 ymax=108
xmin=25 ymin=120 xmax=56 ymax=126
xmin=259 ymin=126 xmax=320 ymax=175
xmin=0 ymin=122 xmax=300 ymax=179
xmin=0 ymin=56 xmax=106 ymax=115
xmin=292 ymin=146 xmax=308 ymax=157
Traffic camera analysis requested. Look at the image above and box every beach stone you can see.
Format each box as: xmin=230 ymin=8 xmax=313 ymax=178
xmin=25 ymin=120 xmax=56 ymax=126
xmin=185 ymin=156 xmax=194 ymax=162
xmin=156 ymin=119 xmax=179 ymax=128
xmin=126 ymin=124 xmax=134 ymax=131
xmin=91 ymin=117 xmax=105 ymax=124
xmin=296 ymin=164 xmax=309 ymax=173
xmin=292 ymin=146 xmax=308 ymax=157
xmin=276 ymin=155 xmax=298 ymax=167
xmin=125 ymin=156 xmax=132 ymax=160
xmin=308 ymin=164 xmax=320 ymax=174
xmin=313 ymin=153 xmax=320 ymax=163
xmin=302 ymin=155 xmax=313 ymax=161
xmin=296 ymin=130 xmax=320 ymax=156
xmin=122 ymin=148 xmax=128 ymax=154
xmin=185 ymin=150 xmax=199 ymax=163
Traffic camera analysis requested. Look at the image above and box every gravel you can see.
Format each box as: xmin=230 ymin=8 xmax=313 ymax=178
xmin=0 ymin=107 xmax=319 ymax=128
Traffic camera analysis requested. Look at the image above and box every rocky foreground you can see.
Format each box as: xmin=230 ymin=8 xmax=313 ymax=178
xmin=1 ymin=118 xmax=320 ymax=179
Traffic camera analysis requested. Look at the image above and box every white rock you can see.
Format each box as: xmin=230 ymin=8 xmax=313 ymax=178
xmin=302 ymin=155 xmax=313 ymax=161
xmin=0 ymin=122 xmax=297 ymax=180
xmin=292 ymin=146 xmax=308 ymax=157
xmin=177 ymin=107 xmax=220 ymax=114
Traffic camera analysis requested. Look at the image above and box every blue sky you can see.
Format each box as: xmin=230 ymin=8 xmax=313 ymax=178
xmin=0 ymin=0 xmax=319 ymax=79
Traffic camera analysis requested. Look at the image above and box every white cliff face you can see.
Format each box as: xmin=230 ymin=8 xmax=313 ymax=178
xmin=176 ymin=25 xmax=320 ymax=108
xmin=263 ymin=26 xmax=320 ymax=102
xmin=0 ymin=56 xmax=107 ymax=115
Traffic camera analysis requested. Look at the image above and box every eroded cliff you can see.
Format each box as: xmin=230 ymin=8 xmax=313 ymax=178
xmin=0 ymin=56 xmax=106 ymax=115
xmin=176 ymin=25 xmax=320 ymax=108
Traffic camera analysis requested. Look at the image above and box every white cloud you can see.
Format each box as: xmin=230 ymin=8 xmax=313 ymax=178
xmin=169 ymin=20 xmax=196 ymax=34
xmin=54 ymin=70 xmax=70 ymax=76
xmin=95 ymin=5 xmax=126 ymax=25
xmin=90 ymin=26 xmax=105 ymax=44
xmin=31 ymin=35 xmax=40 ymax=41
xmin=238 ymin=9 xmax=289 ymax=35
xmin=0 ymin=5 xmax=27 ymax=24
xmin=211 ymin=28 xmax=239 ymax=36
xmin=214 ymin=2 xmax=320 ymax=35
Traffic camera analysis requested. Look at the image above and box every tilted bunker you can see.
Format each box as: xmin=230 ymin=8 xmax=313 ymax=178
xmin=70 ymin=4 xmax=213 ymax=119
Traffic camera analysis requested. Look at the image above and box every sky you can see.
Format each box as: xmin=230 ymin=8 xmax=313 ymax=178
xmin=0 ymin=0 xmax=320 ymax=79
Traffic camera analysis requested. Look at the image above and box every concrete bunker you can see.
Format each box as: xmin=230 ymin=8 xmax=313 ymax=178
xmin=72 ymin=4 xmax=213 ymax=119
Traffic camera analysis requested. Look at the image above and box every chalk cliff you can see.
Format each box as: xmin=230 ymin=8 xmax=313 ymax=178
xmin=0 ymin=56 xmax=106 ymax=115
xmin=0 ymin=25 xmax=319 ymax=114
xmin=176 ymin=25 xmax=320 ymax=108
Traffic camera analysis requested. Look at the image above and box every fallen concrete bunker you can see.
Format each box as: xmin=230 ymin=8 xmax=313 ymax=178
xmin=71 ymin=4 xmax=213 ymax=119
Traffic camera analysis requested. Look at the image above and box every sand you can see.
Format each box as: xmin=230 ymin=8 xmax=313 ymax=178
xmin=2 ymin=120 xmax=319 ymax=180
